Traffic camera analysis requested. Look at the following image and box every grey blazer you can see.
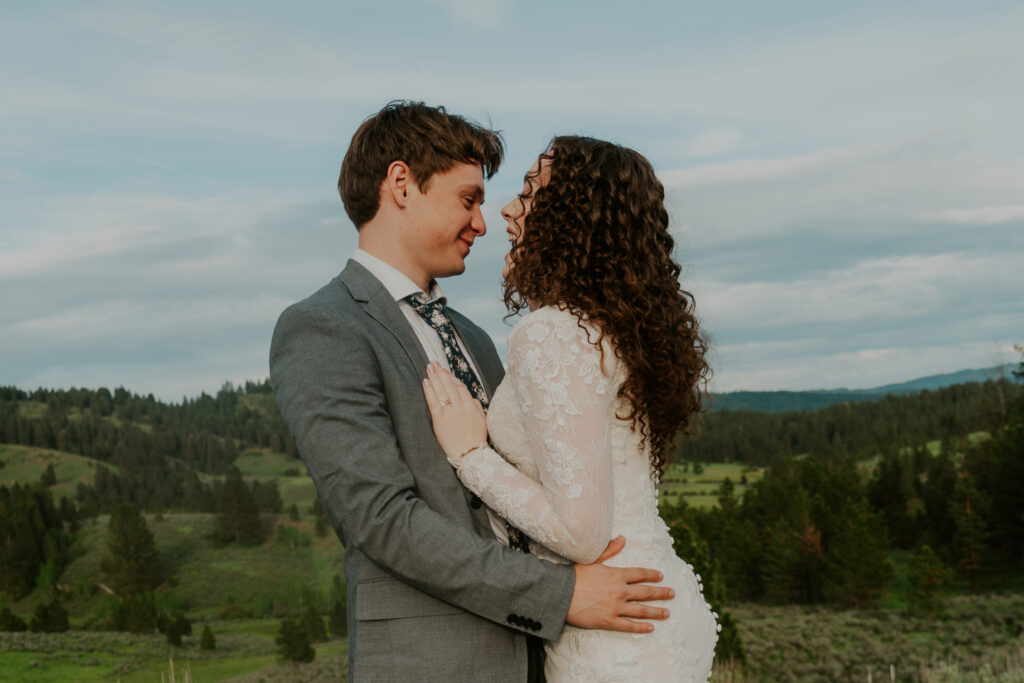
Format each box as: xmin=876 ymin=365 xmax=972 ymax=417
xmin=270 ymin=260 xmax=575 ymax=682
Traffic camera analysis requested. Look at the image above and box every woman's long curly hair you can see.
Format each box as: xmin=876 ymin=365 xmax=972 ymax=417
xmin=503 ymin=135 xmax=711 ymax=480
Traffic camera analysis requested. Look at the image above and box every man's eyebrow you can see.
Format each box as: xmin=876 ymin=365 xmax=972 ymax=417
xmin=457 ymin=183 xmax=485 ymax=200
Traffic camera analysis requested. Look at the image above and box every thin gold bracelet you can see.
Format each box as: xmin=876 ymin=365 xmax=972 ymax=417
xmin=457 ymin=442 xmax=487 ymax=459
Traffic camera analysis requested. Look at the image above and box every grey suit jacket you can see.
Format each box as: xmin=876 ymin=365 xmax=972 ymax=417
xmin=270 ymin=260 xmax=575 ymax=682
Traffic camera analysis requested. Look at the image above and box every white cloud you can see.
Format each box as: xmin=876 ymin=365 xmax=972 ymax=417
xmin=660 ymin=146 xmax=867 ymax=187
xmin=670 ymin=127 xmax=745 ymax=159
xmin=710 ymin=341 xmax=1019 ymax=392
xmin=929 ymin=204 xmax=1024 ymax=225
xmin=425 ymin=0 xmax=508 ymax=27
xmin=0 ymin=168 xmax=28 ymax=182
xmin=694 ymin=250 xmax=1021 ymax=332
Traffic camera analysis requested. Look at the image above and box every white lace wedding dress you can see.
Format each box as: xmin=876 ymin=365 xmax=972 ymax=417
xmin=448 ymin=306 xmax=718 ymax=682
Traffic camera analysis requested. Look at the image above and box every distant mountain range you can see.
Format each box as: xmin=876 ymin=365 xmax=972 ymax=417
xmin=711 ymin=364 xmax=1018 ymax=413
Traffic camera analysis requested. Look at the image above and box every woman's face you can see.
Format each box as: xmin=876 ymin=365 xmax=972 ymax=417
xmin=500 ymin=155 xmax=551 ymax=281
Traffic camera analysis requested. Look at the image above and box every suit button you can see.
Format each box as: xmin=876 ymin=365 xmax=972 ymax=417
xmin=533 ymin=622 xmax=542 ymax=631
xmin=517 ymin=616 xmax=526 ymax=627
xmin=470 ymin=495 xmax=482 ymax=509
xmin=507 ymin=614 xmax=516 ymax=624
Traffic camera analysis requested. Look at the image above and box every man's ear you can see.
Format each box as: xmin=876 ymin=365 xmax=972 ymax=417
xmin=385 ymin=161 xmax=413 ymax=208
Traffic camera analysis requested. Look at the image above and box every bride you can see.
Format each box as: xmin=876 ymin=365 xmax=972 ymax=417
xmin=423 ymin=135 xmax=718 ymax=682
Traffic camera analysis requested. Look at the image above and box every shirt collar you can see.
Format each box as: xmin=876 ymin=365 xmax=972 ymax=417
xmin=352 ymin=248 xmax=445 ymax=303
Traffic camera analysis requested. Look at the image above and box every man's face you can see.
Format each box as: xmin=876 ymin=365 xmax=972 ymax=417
xmin=403 ymin=162 xmax=487 ymax=285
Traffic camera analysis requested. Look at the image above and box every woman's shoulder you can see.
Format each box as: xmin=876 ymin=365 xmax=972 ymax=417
xmin=508 ymin=305 xmax=597 ymax=347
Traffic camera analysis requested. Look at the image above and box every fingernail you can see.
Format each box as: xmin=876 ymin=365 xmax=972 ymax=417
xmin=647 ymin=624 xmax=655 ymax=633
xmin=423 ymin=379 xmax=429 ymax=386
xmin=657 ymin=572 xmax=664 ymax=581
xmin=662 ymin=609 xmax=669 ymax=618
xmin=668 ymin=589 xmax=675 ymax=598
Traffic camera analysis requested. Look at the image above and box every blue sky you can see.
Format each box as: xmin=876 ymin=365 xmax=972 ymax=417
xmin=2 ymin=1 xmax=1022 ymax=400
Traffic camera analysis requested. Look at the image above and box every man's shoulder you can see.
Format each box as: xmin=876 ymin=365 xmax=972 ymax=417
xmin=275 ymin=262 xmax=381 ymax=329
xmin=276 ymin=277 xmax=351 ymax=328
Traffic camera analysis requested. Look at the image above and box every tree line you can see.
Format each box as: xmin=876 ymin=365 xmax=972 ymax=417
xmin=0 ymin=381 xmax=294 ymax=514
xmin=682 ymin=379 xmax=1015 ymax=466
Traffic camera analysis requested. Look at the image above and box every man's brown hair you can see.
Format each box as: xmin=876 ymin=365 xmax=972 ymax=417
xmin=338 ymin=101 xmax=505 ymax=228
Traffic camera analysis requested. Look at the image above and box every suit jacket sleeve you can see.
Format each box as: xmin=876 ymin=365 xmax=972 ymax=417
xmin=270 ymin=297 xmax=574 ymax=640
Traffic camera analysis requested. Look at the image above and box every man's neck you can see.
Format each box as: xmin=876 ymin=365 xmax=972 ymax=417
xmin=357 ymin=235 xmax=430 ymax=292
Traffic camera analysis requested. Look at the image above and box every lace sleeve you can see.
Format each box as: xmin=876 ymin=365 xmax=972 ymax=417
xmin=448 ymin=311 xmax=615 ymax=564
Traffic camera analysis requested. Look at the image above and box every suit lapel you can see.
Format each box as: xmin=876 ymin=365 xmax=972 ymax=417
xmin=340 ymin=261 xmax=429 ymax=374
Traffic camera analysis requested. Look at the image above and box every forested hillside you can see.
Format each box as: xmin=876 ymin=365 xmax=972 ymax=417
xmin=2 ymin=365 xmax=1022 ymax=679
xmin=0 ymin=381 xmax=295 ymax=513
xmin=685 ymin=379 xmax=1014 ymax=465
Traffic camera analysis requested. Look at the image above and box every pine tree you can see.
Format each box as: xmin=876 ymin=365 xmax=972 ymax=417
xmin=905 ymin=545 xmax=952 ymax=616
xmin=952 ymin=478 xmax=987 ymax=587
xmin=276 ymin=617 xmax=315 ymax=662
xmin=41 ymin=463 xmax=57 ymax=487
xmin=302 ymin=605 xmax=328 ymax=642
xmin=215 ymin=467 xmax=264 ymax=544
xmin=328 ymin=598 xmax=347 ymax=639
xmin=102 ymin=503 xmax=160 ymax=595
xmin=822 ymin=500 xmax=892 ymax=607
xmin=200 ymin=624 xmax=216 ymax=650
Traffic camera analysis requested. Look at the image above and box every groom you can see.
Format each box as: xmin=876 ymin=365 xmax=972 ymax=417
xmin=270 ymin=101 xmax=672 ymax=681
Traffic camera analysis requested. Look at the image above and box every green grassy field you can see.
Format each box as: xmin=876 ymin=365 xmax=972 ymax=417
xmin=0 ymin=626 xmax=347 ymax=682
xmin=658 ymin=461 xmax=764 ymax=508
xmin=44 ymin=512 xmax=345 ymax=619
xmin=0 ymin=444 xmax=121 ymax=501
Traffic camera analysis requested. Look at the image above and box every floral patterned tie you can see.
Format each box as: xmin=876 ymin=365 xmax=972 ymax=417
xmin=402 ymin=293 xmax=532 ymax=554
xmin=402 ymin=294 xmax=489 ymax=408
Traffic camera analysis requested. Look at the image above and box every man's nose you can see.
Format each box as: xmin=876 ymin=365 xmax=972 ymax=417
xmin=472 ymin=206 xmax=486 ymax=234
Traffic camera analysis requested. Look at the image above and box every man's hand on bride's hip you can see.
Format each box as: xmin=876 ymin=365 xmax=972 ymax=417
xmin=422 ymin=362 xmax=488 ymax=459
xmin=567 ymin=536 xmax=674 ymax=633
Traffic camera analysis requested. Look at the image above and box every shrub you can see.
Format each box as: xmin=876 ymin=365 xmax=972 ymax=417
xmin=163 ymin=612 xmax=192 ymax=647
xmin=276 ymin=524 xmax=311 ymax=549
xmin=0 ymin=606 xmax=28 ymax=632
xmin=114 ymin=594 xmax=157 ymax=633
xmin=219 ymin=604 xmax=250 ymax=620
xmin=276 ymin=617 xmax=315 ymax=663
xmin=30 ymin=598 xmax=69 ymax=633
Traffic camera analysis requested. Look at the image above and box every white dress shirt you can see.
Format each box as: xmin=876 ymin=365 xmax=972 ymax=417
xmin=352 ymin=249 xmax=486 ymax=389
